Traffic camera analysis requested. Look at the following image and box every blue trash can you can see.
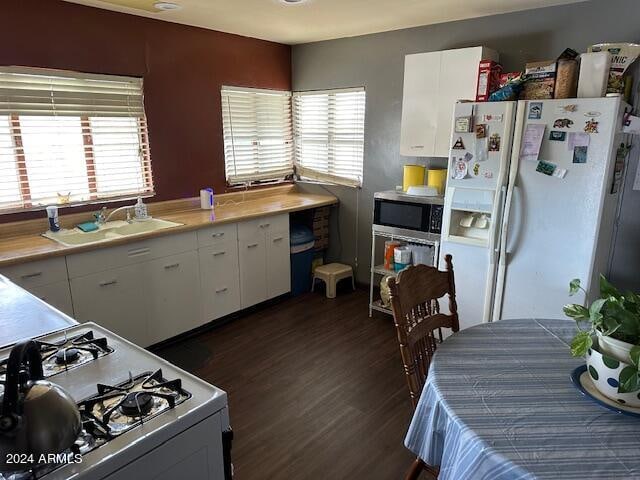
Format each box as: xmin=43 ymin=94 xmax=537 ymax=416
xmin=290 ymin=225 xmax=315 ymax=296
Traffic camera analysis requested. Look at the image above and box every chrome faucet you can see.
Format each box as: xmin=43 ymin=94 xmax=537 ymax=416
xmin=94 ymin=205 xmax=133 ymax=225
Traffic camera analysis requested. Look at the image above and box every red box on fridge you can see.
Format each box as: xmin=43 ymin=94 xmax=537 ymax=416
xmin=476 ymin=60 xmax=502 ymax=102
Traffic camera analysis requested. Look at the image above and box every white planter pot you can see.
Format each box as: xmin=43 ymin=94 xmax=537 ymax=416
xmin=596 ymin=330 xmax=634 ymax=364
xmin=586 ymin=340 xmax=640 ymax=407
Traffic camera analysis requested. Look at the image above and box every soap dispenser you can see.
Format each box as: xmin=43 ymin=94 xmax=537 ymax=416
xmin=134 ymin=197 xmax=149 ymax=221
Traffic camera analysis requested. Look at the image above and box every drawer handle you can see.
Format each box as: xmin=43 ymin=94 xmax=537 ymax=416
xmin=260 ymin=223 xmax=270 ymax=228
xmin=410 ymin=145 xmax=425 ymax=149
xmin=128 ymin=247 xmax=151 ymax=257
xmin=164 ymin=263 xmax=180 ymax=270
xmin=212 ymin=251 xmax=226 ymax=256
xmin=99 ymin=280 xmax=118 ymax=287
xmin=273 ymin=237 xmax=284 ymax=242
xmin=247 ymin=243 xmax=259 ymax=248
xmin=21 ymin=271 xmax=43 ymax=279
xmin=211 ymin=232 xmax=225 ymax=238
xmin=215 ymin=287 xmax=228 ymax=294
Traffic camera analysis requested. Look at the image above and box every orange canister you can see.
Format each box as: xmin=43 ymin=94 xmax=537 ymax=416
xmin=384 ymin=241 xmax=401 ymax=270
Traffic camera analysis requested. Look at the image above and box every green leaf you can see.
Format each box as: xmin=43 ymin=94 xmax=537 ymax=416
xmin=563 ymin=304 xmax=589 ymax=320
xmin=630 ymin=346 xmax=640 ymax=369
xmin=589 ymin=298 xmax=607 ymax=317
xmin=618 ymin=366 xmax=640 ymax=393
xmin=601 ymin=315 xmax=621 ymax=337
xmin=569 ymin=278 xmax=582 ymax=296
xmin=570 ymin=331 xmax=593 ymax=357
xmin=600 ymin=275 xmax=621 ymax=299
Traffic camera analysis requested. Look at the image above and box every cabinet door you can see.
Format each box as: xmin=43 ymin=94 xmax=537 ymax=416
xmin=434 ymin=47 xmax=486 ymax=156
xmin=266 ymin=228 xmax=290 ymax=299
xmin=199 ymin=241 xmax=240 ymax=322
xmin=399 ymin=51 xmax=441 ymax=156
xmin=238 ymin=235 xmax=267 ymax=309
xmin=146 ymin=251 xmax=201 ymax=345
xmin=70 ymin=264 xmax=148 ymax=346
xmin=30 ymin=281 xmax=74 ymax=317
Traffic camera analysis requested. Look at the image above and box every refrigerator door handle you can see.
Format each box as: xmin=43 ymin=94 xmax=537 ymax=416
xmin=505 ymin=185 xmax=523 ymax=255
xmin=494 ymin=186 xmax=507 ymax=253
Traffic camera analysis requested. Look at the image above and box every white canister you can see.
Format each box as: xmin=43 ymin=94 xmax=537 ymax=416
xmin=577 ymin=52 xmax=611 ymax=98
xmin=200 ymin=188 xmax=214 ymax=210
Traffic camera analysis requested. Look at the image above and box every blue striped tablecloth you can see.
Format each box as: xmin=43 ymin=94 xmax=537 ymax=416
xmin=404 ymin=319 xmax=640 ymax=480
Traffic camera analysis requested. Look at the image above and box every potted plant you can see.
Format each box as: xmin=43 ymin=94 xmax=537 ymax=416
xmin=564 ymin=275 xmax=640 ymax=403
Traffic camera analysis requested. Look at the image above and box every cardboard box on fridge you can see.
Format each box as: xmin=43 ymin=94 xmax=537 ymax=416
xmin=476 ymin=60 xmax=502 ymax=102
xmin=522 ymin=60 xmax=556 ymax=99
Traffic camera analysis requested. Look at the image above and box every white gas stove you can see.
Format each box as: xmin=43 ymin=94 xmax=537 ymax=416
xmin=0 ymin=323 xmax=232 ymax=480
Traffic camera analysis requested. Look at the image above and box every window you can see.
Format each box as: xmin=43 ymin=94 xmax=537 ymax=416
xmin=221 ymin=86 xmax=293 ymax=185
xmin=0 ymin=67 xmax=153 ymax=213
xmin=293 ymin=87 xmax=365 ymax=187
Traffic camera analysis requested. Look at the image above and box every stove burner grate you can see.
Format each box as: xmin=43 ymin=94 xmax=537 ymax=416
xmin=77 ymin=369 xmax=191 ymax=437
xmin=0 ymin=330 xmax=114 ymax=382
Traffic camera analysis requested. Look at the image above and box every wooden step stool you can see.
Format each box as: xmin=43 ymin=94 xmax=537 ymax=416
xmin=311 ymin=263 xmax=355 ymax=299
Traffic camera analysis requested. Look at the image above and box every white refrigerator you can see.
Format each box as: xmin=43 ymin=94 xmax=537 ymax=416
xmin=440 ymin=97 xmax=629 ymax=330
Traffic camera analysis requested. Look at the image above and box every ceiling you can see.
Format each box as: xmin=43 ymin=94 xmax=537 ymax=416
xmin=62 ymin=0 xmax=587 ymax=45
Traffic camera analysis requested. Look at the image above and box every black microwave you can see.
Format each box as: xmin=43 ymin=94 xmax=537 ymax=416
xmin=373 ymin=192 xmax=443 ymax=234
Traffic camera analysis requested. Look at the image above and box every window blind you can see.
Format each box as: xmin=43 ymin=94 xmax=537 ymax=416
xmin=221 ymin=86 xmax=293 ymax=185
xmin=0 ymin=67 xmax=152 ymax=212
xmin=293 ymin=87 xmax=365 ymax=187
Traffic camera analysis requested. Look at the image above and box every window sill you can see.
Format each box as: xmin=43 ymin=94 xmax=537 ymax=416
xmin=225 ymin=179 xmax=294 ymax=193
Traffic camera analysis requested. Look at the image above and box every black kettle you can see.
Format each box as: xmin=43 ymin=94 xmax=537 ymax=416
xmin=0 ymin=340 xmax=81 ymax=472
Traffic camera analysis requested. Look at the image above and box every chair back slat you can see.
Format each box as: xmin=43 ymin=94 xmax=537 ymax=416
xmin=388 ymin=255 xmax=459 ymax=408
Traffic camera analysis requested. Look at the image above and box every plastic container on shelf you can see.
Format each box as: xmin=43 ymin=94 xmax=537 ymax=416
xmin=290 ymin=225 xmax=316 ymax=296
xmin=384 ymin=241 xmax=401 ymax=270
xmin=393 ymin=246 xmax=412 ymax=272
xmin=408 ymin=244 xmax=433 ymax=266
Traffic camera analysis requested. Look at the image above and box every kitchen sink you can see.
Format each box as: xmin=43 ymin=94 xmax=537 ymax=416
xmin=43 ymin=218 xmax=183 ymax=247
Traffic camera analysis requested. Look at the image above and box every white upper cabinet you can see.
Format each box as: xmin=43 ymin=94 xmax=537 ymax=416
xmin=400 ymin=46 xmax=498 ymax=158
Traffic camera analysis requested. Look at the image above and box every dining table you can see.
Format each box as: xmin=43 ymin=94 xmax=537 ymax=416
xmin=404 ymin=318 xmax=640 ymax=480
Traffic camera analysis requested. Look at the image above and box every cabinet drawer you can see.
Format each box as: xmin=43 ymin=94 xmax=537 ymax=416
xmin=0 ymin=257 xmax=68 ymax=288
xmin=30 ymin=281 xmax=74 ymax=317
xmin=196 ymin=223 xmax=238 ymax=248
xmin=67 ymin=232 xmax=197 ymax=278
xmin=238 ymin=214 xmax=289 ymax=241
xmin=199 ymin=243 xmax=240 ymax=322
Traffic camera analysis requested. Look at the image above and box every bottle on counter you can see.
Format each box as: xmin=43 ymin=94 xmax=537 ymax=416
xmin=46 ymin=205 xmax=60 ymax=232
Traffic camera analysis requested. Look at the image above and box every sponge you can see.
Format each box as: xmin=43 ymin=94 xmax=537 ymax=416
xmin=77 ymin=222 xmax=99 ymax=233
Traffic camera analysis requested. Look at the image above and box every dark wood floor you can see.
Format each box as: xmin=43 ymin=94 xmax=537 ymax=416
xmin=156 ymin=288 xmax=415 ymax=480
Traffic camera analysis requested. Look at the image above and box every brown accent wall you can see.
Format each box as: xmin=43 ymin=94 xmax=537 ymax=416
xmin=1 ymin=0 xmax=291 ymax=223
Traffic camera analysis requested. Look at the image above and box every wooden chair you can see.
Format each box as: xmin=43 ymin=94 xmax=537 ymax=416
xmin=388 ymin=254 xmax=459 ymax=480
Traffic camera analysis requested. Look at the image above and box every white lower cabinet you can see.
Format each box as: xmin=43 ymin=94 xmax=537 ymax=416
xmin=199 ymin=242 xmax=241 ymax=322
xmin=0 ymin=257 xmax=74 ymax=316
xmin=266 ymin=228 xmax=290 ymax=299
xmin=6 ymin=214 xmax=292 ymax=346
xmin=238 ymin=214 xmax=290 ymax=308
xmin=70 ymin=263 xmax=149 ymax=347
xmin=30 ymin=280 xmax=74 ymax=317
xmin=238 ymin=236 xmax=268 ymax=308
xmin=147 ymin=251 xmax=201 ymax=345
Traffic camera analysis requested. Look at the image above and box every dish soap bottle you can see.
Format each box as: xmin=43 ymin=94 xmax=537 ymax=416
xmin=134 ymin=197 xmax=149 ymax=221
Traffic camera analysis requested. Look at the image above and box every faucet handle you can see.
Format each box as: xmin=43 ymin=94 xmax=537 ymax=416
xmin=94 ymin=206 xmax=107 ymax=223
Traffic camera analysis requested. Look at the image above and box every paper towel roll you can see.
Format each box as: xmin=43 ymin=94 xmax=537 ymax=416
xmin=200 ymin=188 xmax=214 ymax=210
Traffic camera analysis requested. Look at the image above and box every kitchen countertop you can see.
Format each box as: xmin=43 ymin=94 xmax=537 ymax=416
xmin=0 ymin=275 xmax=77 ymax=347
xmin=0 ymin=186 xmax=337 ymax=267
